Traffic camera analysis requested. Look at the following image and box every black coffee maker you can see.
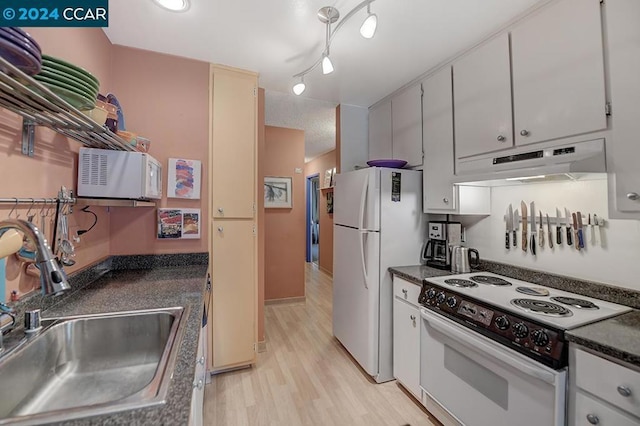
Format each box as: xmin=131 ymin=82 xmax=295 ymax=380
xmin=421 ymin=221 xmax=462 ymax=270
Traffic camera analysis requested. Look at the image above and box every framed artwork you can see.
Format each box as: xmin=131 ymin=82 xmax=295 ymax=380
xmin=323 ymin=169 xmax=333 ymax=188
xmin=157 ymin=208 xmax=201 ymax=239
xmin=326 ymin=191 xmax=334 ymax=214
xmin=264 ymin=176 xmax=292 ymax=208
xmin=167 ymin=158 xmax=201 ymax=199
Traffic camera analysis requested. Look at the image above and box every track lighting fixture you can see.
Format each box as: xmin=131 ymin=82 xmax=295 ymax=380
xmin=360 ymin=4 xmax=378 ymax=39
xmin=292 ymin=0 xmax=378 ymax=96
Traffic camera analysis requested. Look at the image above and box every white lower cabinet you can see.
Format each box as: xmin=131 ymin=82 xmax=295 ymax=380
xmin=393 ymin=277 xmax=421 ymax=398
xmin=189 ymin=318 xmax=208 ymax=426
xmin=569 ymin=346 xmax=640 ymax=425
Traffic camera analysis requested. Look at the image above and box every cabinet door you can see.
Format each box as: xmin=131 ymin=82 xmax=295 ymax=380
xmin=189 ymin=327 xmax=206 ymax=426
xmin=606 ymin=0 xmax=640 ymax=213
xmin=368 ymin=100 xmax=393 ymax=160
xmin=512 ymin=0 xmax=606 ymax=146
xmin=423 ymin=67 xmax=456 ymax=212
xmin=210 ymin=219 xmax=256 ymax=369
xmin=392 ymin=84 xmax=423 ymax=167
xmin=453 ymin=33 xmax=513 ymax=158
xmin=211 ymin=66 xmax=257 ymax=219
xmin=393 ymin=297 xmax=420 ymax=398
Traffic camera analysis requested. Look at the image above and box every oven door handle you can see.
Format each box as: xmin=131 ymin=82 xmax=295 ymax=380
xmin=421 ymin=309 xmax=557 ymax=385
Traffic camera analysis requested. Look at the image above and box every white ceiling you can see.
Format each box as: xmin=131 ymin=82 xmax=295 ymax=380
xmin=104 ymin=0 xmax=545 ymax=160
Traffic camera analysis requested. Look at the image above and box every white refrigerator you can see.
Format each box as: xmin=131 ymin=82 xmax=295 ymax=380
xmin=333 ymin=167 xmax=425 ymax=383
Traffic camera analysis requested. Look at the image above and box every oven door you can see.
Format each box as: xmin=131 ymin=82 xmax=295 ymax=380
xmin=420 ymin=308 xmax=566 ymax=426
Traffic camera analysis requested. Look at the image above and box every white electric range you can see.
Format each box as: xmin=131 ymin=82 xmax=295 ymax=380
xmin=417 ymin=271 xmax=632 ymax=426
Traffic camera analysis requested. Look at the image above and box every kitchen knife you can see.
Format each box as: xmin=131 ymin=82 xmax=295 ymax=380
xmin=521 ymin=201 xmax=527 ymax=252
xmin=505 ymin=205 xmax=512 ymax=249
xmin=565 ymin=208 xmax=573 ymax=246
xmin=530 ymin=202 xmax=536 ymax=255
xmin=538 ymin=211 xmax=544 ymax=248
xmin=572 ymin=212 xmax=580 ymax=251
xmin=589 ymin=214 xmax=596 ymax=245
xmin=555 ymin=208 xmax=562 ymax=245
xmin=593 ymin=213 xmax=600 ymax=246
xmin=511 ymin=205 xmax=517 ymax=248
xmin=577 ymin=211 xmax=585 ymax=249
xmin=547 ymin=214 xmax=553 ymax=249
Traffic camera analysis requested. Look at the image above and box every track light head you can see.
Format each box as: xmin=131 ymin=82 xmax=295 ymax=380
xmin=293 ymin=78 xmax=306 ymax=95
xmin=322 ymin=54 xmax=334 ymax=74
xmin=360 ymin=12 xmax=377 ymax=39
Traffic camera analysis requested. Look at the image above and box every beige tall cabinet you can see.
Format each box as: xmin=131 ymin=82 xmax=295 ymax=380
xmin=208 ymin=64 xmax=258 ymax=372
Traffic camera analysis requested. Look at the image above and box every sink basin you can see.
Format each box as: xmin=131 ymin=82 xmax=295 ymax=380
xmin=0 ymin=307 xmax=187 ymax=425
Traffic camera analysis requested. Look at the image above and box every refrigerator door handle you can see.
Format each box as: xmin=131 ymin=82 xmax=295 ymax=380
xmin=358 ymin=175 xmax=369 ymax=230
xmin=360 ymin=231 xmax=369 ymax=289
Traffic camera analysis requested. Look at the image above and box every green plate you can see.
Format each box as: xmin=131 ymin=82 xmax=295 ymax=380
xmin=40 ymin=66 xmax=98 ymax=98
xmin=41 ymin=54 xmax=100 ymax=89
xmin=30 ymin=81 xmax=95 ymax=110
xmin=34 ymin=74 xmax=96 ymax=103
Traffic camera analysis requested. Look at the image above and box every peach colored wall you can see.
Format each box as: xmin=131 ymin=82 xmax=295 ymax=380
xmin=257 ymin=88 xmax=265 ymax=342
xmin=0 ymin=28 xmax=113 ymax=299
xmin=304 ymin=150 xmax=336 ymax=275
xmin=264 ymin=126 xmax=305 ymax=300
xmin=108 ymin=46 xmax=209 ymax=255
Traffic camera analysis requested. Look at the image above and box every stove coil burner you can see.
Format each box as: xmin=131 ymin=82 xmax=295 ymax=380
xmin=510 ymin=298 xmax=573 ymax=317
xmin=470 ymin=275 xmax=512 ymax=286
xmin=443 ymin=279 xmax=478 ymax=288
xmin=550 ymin=296 xmax=599 ymax=310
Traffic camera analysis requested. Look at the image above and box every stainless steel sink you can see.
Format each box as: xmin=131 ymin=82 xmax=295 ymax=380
xmin=0 ymin=307 xmax=187 ymax=425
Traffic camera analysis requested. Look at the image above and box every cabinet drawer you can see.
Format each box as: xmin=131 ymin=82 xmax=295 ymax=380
xmin=574 ymin=348 xmax=640 ymax=417
xmin=574 ymin=390 xmax=639 ymax=426
xmin=393 ymin=277 xmax=421 ymax=306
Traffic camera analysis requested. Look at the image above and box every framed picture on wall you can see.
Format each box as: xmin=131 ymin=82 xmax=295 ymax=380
xmin=157 ymin=208 xmax=201 ymax=239
xmin=326 ymin=190 xmax=334 ymax=214
xmin=323 ymin=169 xmax=332 ymax=188
xmin=264 ymin=176 xmax=292 ymax=208
xmin=167 ymin=158 xmax=202 ymax=199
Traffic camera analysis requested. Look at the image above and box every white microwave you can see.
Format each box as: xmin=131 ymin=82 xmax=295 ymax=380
xmin=77 ymin=148 xmax=162 ymax=200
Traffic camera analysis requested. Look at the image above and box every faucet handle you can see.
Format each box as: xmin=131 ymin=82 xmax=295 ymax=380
xmin=24 ymin=309 xmax=42 ymax=334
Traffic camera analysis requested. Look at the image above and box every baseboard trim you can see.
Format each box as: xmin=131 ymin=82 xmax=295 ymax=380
xmin=265 ymin=296 xmax=306 ymax=305
xmin=257 ymin=340 xmax=267 ymax=353
xmin=318 ymin=266 xmax=333 ymax=277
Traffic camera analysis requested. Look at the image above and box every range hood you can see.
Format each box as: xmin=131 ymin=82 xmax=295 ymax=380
xmin=453 ymin=138 xmax=606 ymax=186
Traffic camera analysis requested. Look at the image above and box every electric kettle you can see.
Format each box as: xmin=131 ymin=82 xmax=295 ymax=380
xmin=450 ymin=246 xmax=480 ymax=273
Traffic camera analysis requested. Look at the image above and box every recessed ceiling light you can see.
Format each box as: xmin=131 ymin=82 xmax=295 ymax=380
xmin=152 ymin=0 xmax=190 ymax=12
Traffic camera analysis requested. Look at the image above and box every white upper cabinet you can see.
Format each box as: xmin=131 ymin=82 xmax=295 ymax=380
xmin=423 ymin=67 xmax=491 ymax=215
xmin=453 ymin=33 xmax=513 ymax=159
xmin=392 ymin=84 xmax=423 ymax=167
xmin=511 ymin=0 xmax=606 ymax=146
xmin=368 ymin=100 xmax=393 ymax=161
xmin=605 ymin=0 xmax=640 ymax=215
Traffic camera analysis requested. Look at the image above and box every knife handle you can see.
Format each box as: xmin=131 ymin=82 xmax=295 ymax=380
xmin=556 ymin=226 xmax=562 ymax=245
xmin=530 ymin=234 xmax=536 ymax=255
xmin=538 ymin=229 xmax=544 ymax=247
xmin=548 ymin=229 xmax=554 ymax=249
xmin=522 ymin=230 xmax=527 ymax=252
xmin=577 ymin=228 xmax=584 ymax=250
xmin=505 ymin=231 xmax=510 ymax=249
xmin=566 ymin=227 xmax=573 ymax=246
xmin=512 ymin=230 xmax=517 ymax=247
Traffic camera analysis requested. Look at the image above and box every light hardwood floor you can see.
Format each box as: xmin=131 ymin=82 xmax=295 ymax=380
xmin=203 ymin=263 xmax=440 ymax=426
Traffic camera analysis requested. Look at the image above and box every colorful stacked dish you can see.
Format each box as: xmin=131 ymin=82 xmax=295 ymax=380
xmin=33 ymin=54 xmax=100 ymax=110
xmin=0 ymin=27 xmax=42 ymax=76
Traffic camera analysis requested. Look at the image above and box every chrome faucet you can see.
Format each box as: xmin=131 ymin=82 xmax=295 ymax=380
xmin=0 ymin=219 xmax=71 ymax=296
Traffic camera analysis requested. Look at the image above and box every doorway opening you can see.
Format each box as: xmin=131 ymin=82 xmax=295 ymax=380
xmin=306 ymin=174 xmax=320 ymax=264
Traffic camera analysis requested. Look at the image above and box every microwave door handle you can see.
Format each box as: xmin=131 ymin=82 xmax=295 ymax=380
xmin=360 ymin=231 xmax=369 ymax=289
xmin=420 ymin=309 xmax=556 ymax=385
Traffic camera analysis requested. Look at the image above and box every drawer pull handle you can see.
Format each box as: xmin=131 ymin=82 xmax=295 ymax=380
xmin=194 ymin=379 xmax=203 ymax=390
xmin=198 ymin=356 xmax=205 ymax=365
xmin=586 ymin=414 xmax=599 ymax=425
xmin=402 ymin=289 xmax=408 ymax=295
xmin=617 ymin=385 xmax=632 ymax=397
xmin=410 ymin=315 xmax=416 ymax=321
xmin=627 ymin=192 xmax=640 ymax=201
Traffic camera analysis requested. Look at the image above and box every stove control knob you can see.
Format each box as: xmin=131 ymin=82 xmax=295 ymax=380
xmin=436 ymin=292 xmax=446 ymax=304
xmin=427 ymin=288 xmax=437 ymax=299
xmin=495 ymin=316 xmax=510 ymax=330
xmin=446 ymin=296 xmax=457 ymax=308
xmin=532 ymin=330 xmax=550 ymax=347
xmin=513 ymin=323 xmax=529 ymax=338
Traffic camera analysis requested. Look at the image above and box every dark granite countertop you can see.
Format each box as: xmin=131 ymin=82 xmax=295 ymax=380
xmin=389 ymin=265 xmax=454 ymax=285
xmin=567 ymin=310 xmax=640 ymax=368
xmin=3 ymin=253 xmax=208 ymax=426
